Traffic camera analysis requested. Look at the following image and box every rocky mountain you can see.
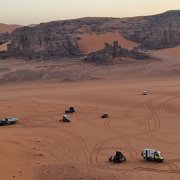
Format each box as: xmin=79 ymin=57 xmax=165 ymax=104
xmin=8 ymin=25 xmax=81 ymax=59
xmin=120 ymin=10 xmax=180 ymax=49
xmin=2 ymin=10 xmax=180 ymax=59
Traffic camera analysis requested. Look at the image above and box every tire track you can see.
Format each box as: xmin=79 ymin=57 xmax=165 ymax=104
xmin=59 ymin=128 xmax=90 ymax=171
xmin=134 ymin=166 xmax=180 ymax=174
xmin=90 ymin=95 xmax=180 ymax=173
xmin=143 ymin=96 xmax=180 ymax=172
xmin=144 ymin=96 xmax=180 ymax=145
xmin=90 ymin=101 xmax=148 ymax=170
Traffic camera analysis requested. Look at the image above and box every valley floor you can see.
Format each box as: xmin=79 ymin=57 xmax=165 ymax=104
xmin=0 ymin=77 xmax=180 ymax=180
xmin=0 ymin=48 xmax=180 ymax=179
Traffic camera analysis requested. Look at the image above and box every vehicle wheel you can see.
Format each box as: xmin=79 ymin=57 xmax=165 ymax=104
xmin=156 ymin=159 xmax=163 ymax=163
xmin=109 ymin=157 xmax=112 ymax=162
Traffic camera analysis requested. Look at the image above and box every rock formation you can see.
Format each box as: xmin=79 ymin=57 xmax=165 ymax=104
xmin=85 ymin=41 xmax=149 ymax=62
xmin=0 ymin=51 xmax=8 ymax=59
xmin=8 ymin=26 xmax=81 ymax=59
xmin=0 ymin=32 xmax=9 ymax=45
xmin=2 ymin=10 xmax=180 ymax=59
xmin=119 ymin=10 xmax=180 ymax=49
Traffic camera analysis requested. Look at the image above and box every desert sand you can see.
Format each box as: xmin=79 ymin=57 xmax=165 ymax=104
xmin=78 ymin=33 xmax=138 ymax=54
xmin=152 ymin=46 xmax=180 ymax=61
xmin=0 ymin=41 xmax=10 ymax=51
xmin=0 ymin=48 xmax=180 ymax=180
xmin=0 ymin=23 xmax=21 ymax=33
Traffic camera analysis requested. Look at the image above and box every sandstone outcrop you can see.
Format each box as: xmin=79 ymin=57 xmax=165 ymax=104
xmin=0 ymin=32 xmax=9 ymax=45
xmin=85 ymin=41 xmax=149 ymax=62
xmin=4 ymin=10 xmax=180 ymax=59
xmin=8 ymin=26 xmax=81 ymax=59
xmin=119 ymin=10 xmax=180 ymax=49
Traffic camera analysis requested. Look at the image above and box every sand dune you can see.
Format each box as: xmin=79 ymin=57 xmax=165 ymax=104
xmin=152 ymin=46 xmax=180 ymax=61
xmin=78 ymin=32 xmax=138 ymax=54
xmin=0 ymin=23 xmax=21 ymax=33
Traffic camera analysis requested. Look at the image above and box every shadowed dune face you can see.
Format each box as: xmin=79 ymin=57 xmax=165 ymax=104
xmin=78 ymin=32 xmax=138 ymax=54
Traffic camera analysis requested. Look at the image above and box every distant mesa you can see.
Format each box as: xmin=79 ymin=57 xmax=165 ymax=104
xmin=0 ymin=10 xmax=180 ymax=60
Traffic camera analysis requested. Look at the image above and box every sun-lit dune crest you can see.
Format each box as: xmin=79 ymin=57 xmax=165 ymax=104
xmin=78 ymin=32 xmax=138 ymax=54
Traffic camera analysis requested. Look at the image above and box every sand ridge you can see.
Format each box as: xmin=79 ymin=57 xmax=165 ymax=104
xmin=78 ymin=32 xmax=138 ymax=54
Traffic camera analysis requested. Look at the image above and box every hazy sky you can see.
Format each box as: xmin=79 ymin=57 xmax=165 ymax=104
xmin=0 ymin=0 xmax=180 ymax=25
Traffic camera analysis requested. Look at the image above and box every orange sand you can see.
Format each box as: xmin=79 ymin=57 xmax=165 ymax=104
xmin=0 ymin=50 xmax=180 ymax=179
xmin=78 ymin=33 xmax=138 ymax=54
xmin=0 ymin=77 xmax=180 ymax=180
xmin=0 ymin=23 xmax=21 ymax=33
xmin=152 ymin=46 xmax=180 ymax=61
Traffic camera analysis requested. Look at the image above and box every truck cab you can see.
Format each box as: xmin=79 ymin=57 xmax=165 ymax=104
xmin=154 ymin=151 xmax=163 ymax=162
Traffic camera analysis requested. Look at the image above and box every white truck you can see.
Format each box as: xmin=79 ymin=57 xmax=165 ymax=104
xmin=142 ymin=91 xmax=148 ymax=95
xmin=141 ymin=148 xmax=163 ymax=162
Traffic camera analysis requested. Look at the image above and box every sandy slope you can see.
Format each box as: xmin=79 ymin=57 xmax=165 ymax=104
xmin=0 ymin=77 xmax=180 ymax=180
xmin=78 ymin=33 xmax=138 ymax=54
xmin=0 ymin=23 xmax=21 ymax=33
xmin=0 ymin=41 xmax=10 ymax=51
xmin=152 ymin=46 xmax=180 ymax=61
xmin=0 ymin=49 xmax=180 ymax=179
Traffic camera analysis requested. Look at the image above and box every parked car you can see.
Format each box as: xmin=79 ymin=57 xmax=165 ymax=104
xmin=0 ymin=117 xmax=18 ymax=126
xmin=109 ymin=151 xmax=126 ymax=163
